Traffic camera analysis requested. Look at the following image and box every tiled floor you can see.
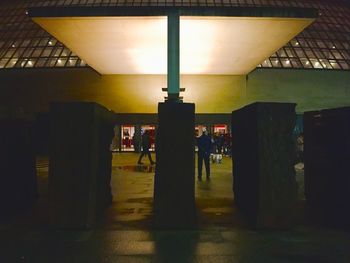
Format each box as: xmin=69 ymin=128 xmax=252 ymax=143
xmin=0 ymin=153 xmax=349 ymax=263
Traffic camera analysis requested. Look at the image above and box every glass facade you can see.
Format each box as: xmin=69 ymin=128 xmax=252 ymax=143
xmin=0 ymin=0 xmax=349 ymax=70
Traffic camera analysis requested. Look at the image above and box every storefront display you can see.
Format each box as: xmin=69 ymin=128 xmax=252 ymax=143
xmin=121 ymin=125 xmax=135 ymax=151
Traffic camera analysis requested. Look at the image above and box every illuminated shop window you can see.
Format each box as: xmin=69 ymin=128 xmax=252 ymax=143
xmin=195 ymin=125 xmax=208 ymax=137
xmin=121 ymin=125 xmax=135 ymax=152
xmin=213 ymin=124 xmax=228 ymax=134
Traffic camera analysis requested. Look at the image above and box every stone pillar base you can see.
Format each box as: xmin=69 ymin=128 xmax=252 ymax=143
xmin=0 ymin=120 xmax=37 ymax=218
xmin=304 ymin=107 xmax=350 ymax=228
xmin=154 ymin=101 xmax=196 ymax=229
xmin=49 ymin=102 xmax=114 ymax=229
xmin=232 ymin=102 xmax=297 ymax=229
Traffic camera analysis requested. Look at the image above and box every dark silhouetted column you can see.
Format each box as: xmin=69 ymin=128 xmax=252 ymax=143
xmin=231 ymin=102 xmax=297 ymax=229
xmin=49 ymin=102 xmax=114 ymax=229
xmin=0 ymin=120 xmax=37 ymax=219
xmin=304 ymin=107 xmax=350 ymax=228
xmin=154 ymin=102 xmax=196 ymax=229
xmin=33 ymin=112 xmax=50 ymax=155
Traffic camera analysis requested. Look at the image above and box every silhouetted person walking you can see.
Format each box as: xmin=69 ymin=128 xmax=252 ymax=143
xmin=132 ymin=132 xmax=140 ymax=153
xmin=138 ymin=130 xmax=155 ymax=165
xmin=197 ymin=130 xmax=212 ymax=180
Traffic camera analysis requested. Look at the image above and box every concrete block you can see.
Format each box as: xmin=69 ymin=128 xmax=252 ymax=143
xmin=33 ymin=112 xmax=50 ymax=155
xmin=232 ymin=102 xmax=297 ymax=229
xmin=154 ymin=102 xmax=196 ymax=229
xmin=49 ymin=102 xmax=114 ymax=229
xmin=304 ymin=107 xmax=350 ymax=228
xmin=0 ymin=120 xmax=37 ymax=218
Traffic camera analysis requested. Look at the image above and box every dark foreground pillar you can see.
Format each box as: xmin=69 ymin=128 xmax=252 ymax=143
xmin=34 ymin=112 xmax=50 ymax=155
xmin=154 ymin=102 xmax=196 ymax=228
xmin=304 ymin=107 xmax=350 ymax=228
xmin=0 ymin=120 xmax=37 ymax=218
xmin=232 ymin=102 xmax=297 ymax=229
xmin=49 ymin=102 xmax=114 ymax=229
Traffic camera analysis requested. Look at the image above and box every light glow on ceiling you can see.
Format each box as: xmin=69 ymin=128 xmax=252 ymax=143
xmin=33 ymin=16 xmax=314 ymax=75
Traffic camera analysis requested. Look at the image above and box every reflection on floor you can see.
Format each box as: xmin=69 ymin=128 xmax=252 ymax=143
xmin=109 ymin=153 xmax=238 ymax=229
xmin=0 ymin=153 xmax=349 ymax=263
xmin=116 ymin=165 xmax=156 ymax=173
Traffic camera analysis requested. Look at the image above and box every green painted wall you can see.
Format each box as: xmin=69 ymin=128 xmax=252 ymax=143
xmin=0 ymin=67 xmax=349 ymax=117
xmin=0 ymin=68 xmax=246 ymax=115
xmin=246 ymin=69 xmax=350 ymax=113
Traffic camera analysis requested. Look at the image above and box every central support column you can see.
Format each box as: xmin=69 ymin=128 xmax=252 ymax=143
xmin=154 ymin=12 xmax=196 ymax=228
xmin=154 ymin=102 xmax=196 ymax=229
xmin=167 ymin=11 xmax=180 ymax=100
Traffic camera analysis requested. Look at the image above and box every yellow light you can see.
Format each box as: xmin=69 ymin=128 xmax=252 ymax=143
xmin=180 ymin=18 xmax=217 ymax=73
xmin=180 ymin=16 xmax=313 ymax=74
xmin=33 ymin=16 xmax=314 ymax=75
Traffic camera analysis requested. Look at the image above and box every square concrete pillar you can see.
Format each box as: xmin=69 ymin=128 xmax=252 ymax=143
xmin=34 ymin=112 xmax=50 ymax=155
xmin=154 ymin=102 xmax=196 ymax=228
xmin=49 ymin=102 xmax=114 ymax=229
xmin=0 ymin=120 xmax=37 ymax=218
xmin=304 ymin=107 xmax=350 ymax=228
xmin=232 ymin=102 xmax=297 ymax=229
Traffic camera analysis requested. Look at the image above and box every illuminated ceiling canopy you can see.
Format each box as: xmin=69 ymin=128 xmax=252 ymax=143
xmin=31 ymin=7 xmax=316 ymax=75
